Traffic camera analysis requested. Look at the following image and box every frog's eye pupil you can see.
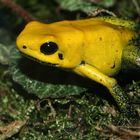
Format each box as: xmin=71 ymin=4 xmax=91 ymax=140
xmin=40 ymin=42 xmax=58 ymax=55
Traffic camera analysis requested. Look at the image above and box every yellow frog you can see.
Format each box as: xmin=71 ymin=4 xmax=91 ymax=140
xmin=16 ymin=16 xmax=140 ymax=116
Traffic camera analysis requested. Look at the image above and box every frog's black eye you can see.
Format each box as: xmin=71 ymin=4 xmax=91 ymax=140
xmin=40 ymin=42 xmax=58 ymax=55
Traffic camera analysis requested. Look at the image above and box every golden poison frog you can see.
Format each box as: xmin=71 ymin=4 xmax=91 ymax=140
xmin=16 ymin=16 xmax=140 ymax=116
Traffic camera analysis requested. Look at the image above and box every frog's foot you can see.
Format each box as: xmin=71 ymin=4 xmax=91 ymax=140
xmin=114 ymin=107 xmax=138 ymax=125
xmin=111 ymin=85 xmax=139 ymax=123
xmin=120 ymin=105 xmax=138 ymax=124
xmin=136 ymin=58 xmax=140 ymax=67
xmin=111 ymin=85 xmax=129 ymax=111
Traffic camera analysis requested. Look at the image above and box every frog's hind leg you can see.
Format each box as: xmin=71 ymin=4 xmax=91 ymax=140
xmin=74 ymin=63 xmax=137 ymax=119
xmin=122 ymin=45 xmax=140 ymax=68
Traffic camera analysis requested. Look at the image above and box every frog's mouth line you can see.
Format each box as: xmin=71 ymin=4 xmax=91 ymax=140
xmin=20 ymin=52 xmax=59 ymax=67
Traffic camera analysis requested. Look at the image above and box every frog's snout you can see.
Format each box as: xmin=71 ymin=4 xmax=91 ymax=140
xmin=17 ymin=44 xmax=28 ymax=52
xmin=18 ymin=41 xmax=59 ymax=56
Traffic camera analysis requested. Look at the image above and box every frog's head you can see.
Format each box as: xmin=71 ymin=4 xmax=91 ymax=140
xmin=16 ymin=21 xmax=84 ymax=68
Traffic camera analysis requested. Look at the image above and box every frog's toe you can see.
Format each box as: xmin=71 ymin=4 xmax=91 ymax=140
xmin=119 ymin=105 xmax=139 ymax=124
xmin=136 ymin=58 xmax=140 ymax=67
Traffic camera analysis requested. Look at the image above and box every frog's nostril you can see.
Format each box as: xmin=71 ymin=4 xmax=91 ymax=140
xmin=23 ymin=45 xmax=27 ymax=49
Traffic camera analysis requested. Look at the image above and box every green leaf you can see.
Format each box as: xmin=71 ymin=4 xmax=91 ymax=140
xmin=99 ymin=0 xmax=116 ymax=7
xmin=56 ymin=0 xmax=98 ymax=13
xmin=0 ymin=28 xmax=15 ymax=65
xmin=56 ymin=0 xmax=115 ymax=14
xmin=0 ymin=28 xmax=13 ymax=45
xmin=0 ymin=43 xmax=12 ymax=65
xmin=9 ymin=48 xmax=87 ymax=99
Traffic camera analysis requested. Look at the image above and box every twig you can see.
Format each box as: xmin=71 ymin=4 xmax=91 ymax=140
xmin=47 ymin=99 xmax=56 ymax=118
xmin=118 ymin=126 xmax=140 ymax=130
xmin=87 ymin=8 xmax=116 ymax=17
xmin=107 ymin=124 xmax=140 ymax=137
xmin=96 ymin=125 xmax=140 ymax=140
xmin=0 ymin=0 xmax=35 ymax=22
xmin=0 ymin=120 xmax=26 ymax=140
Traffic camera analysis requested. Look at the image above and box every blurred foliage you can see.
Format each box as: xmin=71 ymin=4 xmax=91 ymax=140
xmin=56 ymin=0 xmax=116 ymax=14
xmin=0 ymin=0 xmax=140 ymax=139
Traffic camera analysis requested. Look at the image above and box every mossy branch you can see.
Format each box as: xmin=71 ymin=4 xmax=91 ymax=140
xmin=0 ymin=0 xmax=35 ymax=22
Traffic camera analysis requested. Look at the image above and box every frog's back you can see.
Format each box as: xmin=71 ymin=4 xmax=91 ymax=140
xmin=50 ymin=17 xmax=137 ymax=31
xmin=49 ymin=17 xmax=137 ymax=76
xmin=59 ymin=17 xmax=136 ymax=76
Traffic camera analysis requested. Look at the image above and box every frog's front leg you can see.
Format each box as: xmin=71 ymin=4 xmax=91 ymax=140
xmin=73 ymin=63 xmax=134 ymax=116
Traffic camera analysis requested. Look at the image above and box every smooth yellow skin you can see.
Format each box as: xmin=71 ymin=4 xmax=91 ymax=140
xmin=16 ymin=17 xmax=139 ymax=112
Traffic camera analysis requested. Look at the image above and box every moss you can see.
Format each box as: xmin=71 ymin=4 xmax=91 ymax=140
xmin=0 ymin=0 xmax=140 ymax=139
